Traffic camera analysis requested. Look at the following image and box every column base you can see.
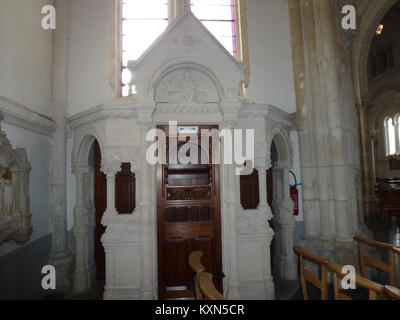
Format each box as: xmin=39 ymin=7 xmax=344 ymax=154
xmin=227 ymin=279 xmax=241 ymax=299
xmin=49 ymin=250 xmax=73 ymax=295
xmin=281 ymin=257 xmax=298 ymax=280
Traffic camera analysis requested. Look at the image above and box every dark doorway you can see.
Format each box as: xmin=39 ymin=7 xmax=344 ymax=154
xmin=93 ymin=140 xmax=107 ymax=281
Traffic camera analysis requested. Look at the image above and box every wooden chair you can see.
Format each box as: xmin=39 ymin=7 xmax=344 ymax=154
xmin=354 ymin=236 xmax=396 ymax=286
xmin=198 ymin=272 xmax=225 ymax=300
xmin=188 ymin=251 xmax=206 ymax=300
xmin=294 ymin=246 xmax=329 ymax=300
xmin=384 ymin=285 xmax=400 ymax=300
xmin=327 ymin=260 xmax=384 ymax=300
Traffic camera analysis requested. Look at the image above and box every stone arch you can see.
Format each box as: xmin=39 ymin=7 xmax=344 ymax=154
xmin=71 ymin=132 xmax=104 ymax=294
xmin=352 ymin=0 xmax=398 ymax=101
xmin=371 ymin=88 xmax=400 ymax=130
xmin=150 ymin=59 xmax=226 ymax=103
xmin=267 ymin=127 xmax=297 ymax=281
xmin=268 ymin=125 xmax=293 ymax=169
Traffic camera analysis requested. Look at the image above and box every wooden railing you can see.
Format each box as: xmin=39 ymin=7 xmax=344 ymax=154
xmin=188 ymin=250 xmax=225 ymax=300
xmin=294 ymin=243 xmax=400 ymax=300
xmin=294 ymin=246 xmax=329 ymax=300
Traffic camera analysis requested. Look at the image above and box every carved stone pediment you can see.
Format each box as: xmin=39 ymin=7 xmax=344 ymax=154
xmin=155 ymin=69 xmax=219 ymax=104
xmin=128 ymin=10 xmax=245 ymax=103
xmin=0 ymin=112 xmax=32 ymax=245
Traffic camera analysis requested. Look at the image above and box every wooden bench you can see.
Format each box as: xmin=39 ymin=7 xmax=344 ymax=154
xmin=327 ymin=260 xmax=384 ymax=300
xmin=384 ymin=285 xmax=400 ymax=300
xmin=354 ymin=236 xmax=397 ymax=286
xmin=294 ymin=245 xmax=329 ymax=300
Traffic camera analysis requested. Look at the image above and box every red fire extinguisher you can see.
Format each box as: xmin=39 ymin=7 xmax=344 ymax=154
xmin=289 ymin=171 xmax=300 ymax=216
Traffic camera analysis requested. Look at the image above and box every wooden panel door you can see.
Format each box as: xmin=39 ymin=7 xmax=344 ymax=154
xmin=93 ymin=140 xmax=107 ymax=281
xmin=157 ymin=125 xmax=222 ymax=300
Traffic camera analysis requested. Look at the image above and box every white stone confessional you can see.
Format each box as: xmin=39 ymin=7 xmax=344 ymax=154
xmin=69 ymin=10 xmax=297 ymax=300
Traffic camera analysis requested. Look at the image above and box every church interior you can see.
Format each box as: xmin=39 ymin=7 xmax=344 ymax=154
xmin=0 ymin=0 xmax=399 ymax=301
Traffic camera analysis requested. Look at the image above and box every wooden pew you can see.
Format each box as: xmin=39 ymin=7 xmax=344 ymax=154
xmin=384 ymin=285 xmax=400 ymax=300
xmin=198 ymin=272 xmax=225 ymax=300
xmin=354 ymin=236 xmax=396 ymax=286
xmin=327 ymin=260 xmax=384 ymax=300
xmin=294 ymin=246 xmax=329 ymax=300
xmin=188 ymin=251 xmax=206 ymax=300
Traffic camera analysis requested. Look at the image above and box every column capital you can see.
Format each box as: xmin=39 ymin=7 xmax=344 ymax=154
xmin=101 ymin=163 xmax=120 ymax=177
xmin=255 ymin=159 xmax=271 ymax=171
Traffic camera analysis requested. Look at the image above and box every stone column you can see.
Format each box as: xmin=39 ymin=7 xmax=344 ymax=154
xmin=101 ymin=164 xmax=119 ymax=219
xmin=279 ymin=167 xmax=298 ymax=280
xmin=71 ymin=166 xmax=89 ymax=293
xmin=221 ymin=120 xmax=240 ymax=299
xmin=174 ymin=0 xmax=190 ymax=18
xmin=168 ymin=0 xmax=175 ymax=23
xmin=316 ymin=0 xmax=352 ymax=243
xmin=139 ymin=123 xmax=153 ymax=299
xmin=358 ymin=98 xmax=376 ymax=215
xmin=84 ymin=168 xmax=96 ymax=288
xmin=256 ymin=160 xmax=275 ymax=294
xmin=289 ymin=0 xmax=319 ymax=239
xmin=256 ymin=163 xmax=268 ymax=211
xmin=49 ymin=0 xmax=72 ymax=293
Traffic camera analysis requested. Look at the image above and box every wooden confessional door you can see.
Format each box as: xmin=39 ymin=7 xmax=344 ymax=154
xmin=157 ymin=125 xmax=222 ymax=300
xmin=93 ymin=140 xmax=107 ymax=281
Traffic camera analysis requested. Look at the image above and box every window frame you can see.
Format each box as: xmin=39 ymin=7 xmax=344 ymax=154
xmin=384 ymin=114 xmax=400 ymax=157
xmin=116 ymin=0 xmax=250 ymax=97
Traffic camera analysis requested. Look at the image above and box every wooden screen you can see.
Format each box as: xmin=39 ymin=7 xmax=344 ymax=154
xmin=115 ymin=163 xmax=136 ymax=214
xmin=240 ymin=168 xmax=259 ymax=209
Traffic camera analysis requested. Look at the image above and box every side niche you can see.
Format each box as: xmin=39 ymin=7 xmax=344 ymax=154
xmin=0 ymin=112 xmax=32 ymax=245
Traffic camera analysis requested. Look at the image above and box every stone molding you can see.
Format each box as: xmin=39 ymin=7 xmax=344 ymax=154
xmin=0 ymin=95 xmax=56 ymax=136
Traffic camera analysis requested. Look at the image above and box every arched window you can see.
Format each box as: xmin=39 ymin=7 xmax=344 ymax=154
xmin=120 ymin=0 xmax=249 ymax=96
xmin=384 ymin=116 xmax=397 ymax=156
xmin=191 ymin=0 xmax=237 ymax=58
xmin=121 ymin=0 xmax=169 ymax=97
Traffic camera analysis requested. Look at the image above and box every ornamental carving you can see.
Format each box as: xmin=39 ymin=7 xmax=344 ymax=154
xmin=166 ymin=186 xmax=211 ymax=200
xmin=0 ymin=112 xmax=32 ymax=245
xmin=155 ymin=69 xmax=219 ymax=104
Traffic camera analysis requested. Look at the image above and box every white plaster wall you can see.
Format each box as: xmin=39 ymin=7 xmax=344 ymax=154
xmin=245 ymin=0 xmax=296 ymax=113
xmin=0 ymin=0 xmax=53 ymax=116
xmin=0 ymin=124 xmax=51 ymax=256
xmin=67 ymin=0 xmax=116 ymax=117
